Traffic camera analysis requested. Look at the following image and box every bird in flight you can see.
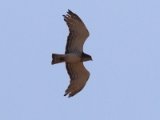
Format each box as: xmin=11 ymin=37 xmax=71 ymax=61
xmin=51 ymin=10 xmax=92 ymax=97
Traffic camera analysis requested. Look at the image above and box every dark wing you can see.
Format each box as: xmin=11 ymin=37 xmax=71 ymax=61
xmin=63 ymin=10 xmax=89 ymax=54
xmin=64 ymin=62 xmax=90 ymax=97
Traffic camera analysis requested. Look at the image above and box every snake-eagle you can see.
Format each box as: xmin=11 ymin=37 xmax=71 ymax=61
xmin=51 ymin=10 xmax=92 ymax=97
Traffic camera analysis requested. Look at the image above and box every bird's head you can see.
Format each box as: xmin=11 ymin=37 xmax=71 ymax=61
xmin=82 ymin=52 xmax=92 ymax=62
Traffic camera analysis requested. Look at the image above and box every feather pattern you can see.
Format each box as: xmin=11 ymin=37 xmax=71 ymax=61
xmin=65 ymin=62 xmax=90 ymax=97
xmin=63 ymin=10 xmax=89 ymax=54
xmin=51 ymin=10 xmax=92 ymax=97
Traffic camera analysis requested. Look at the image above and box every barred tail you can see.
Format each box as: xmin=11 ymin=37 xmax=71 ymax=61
xmin=51 ymin=54 xmax=65 ymax=64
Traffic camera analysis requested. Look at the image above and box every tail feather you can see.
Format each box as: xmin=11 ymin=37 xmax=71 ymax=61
xmin=51 ymin=54 xmax=65 ymax=64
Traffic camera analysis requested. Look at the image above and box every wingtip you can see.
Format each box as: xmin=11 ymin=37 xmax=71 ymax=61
xmin=64 ymin=93 xmax=71 ymax=98
xmin=64 ymin=94 xmax=73 ymax=98
xmin=64 ymin=89 xmax=68 ymax=96
xmin=62 ymin=15 xmax=67 ymax=21
xmin=64 ymin=90 xmax=74 ymax=98
xmin=62 ymin=15 xmax=66 ymax=18
xmin=68 ymin=9 xmax=71 ymax=12
xmin=67 ymin=9 xmax=73 ymax=14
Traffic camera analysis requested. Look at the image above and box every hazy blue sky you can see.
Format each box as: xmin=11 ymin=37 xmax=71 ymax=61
xmin=0 ymin=0 xmax=160 ymax=120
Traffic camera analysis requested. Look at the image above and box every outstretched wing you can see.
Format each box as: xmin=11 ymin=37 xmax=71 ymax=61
xmin=63 ymin=10 xmax=89 ymax=54
xmin=64 ymin=62 xmax=90 ymax=97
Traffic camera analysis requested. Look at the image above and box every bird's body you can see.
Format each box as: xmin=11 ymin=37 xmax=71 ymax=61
xmin=52 ymin=53 xmax=81 ymax=64
xmin=51 ymin=10 xmax=92 ymax=97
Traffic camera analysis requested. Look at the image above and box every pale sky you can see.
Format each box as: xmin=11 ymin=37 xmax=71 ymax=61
xmin=0 ymin=0 xmax=160 ymax=120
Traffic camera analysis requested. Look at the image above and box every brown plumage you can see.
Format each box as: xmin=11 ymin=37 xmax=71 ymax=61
xmin=51 ymin=10 xmax=92 ymax=97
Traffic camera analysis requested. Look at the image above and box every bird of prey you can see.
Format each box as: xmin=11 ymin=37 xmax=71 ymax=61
xmin=51 ymin=10 xmax=92 ymax=97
